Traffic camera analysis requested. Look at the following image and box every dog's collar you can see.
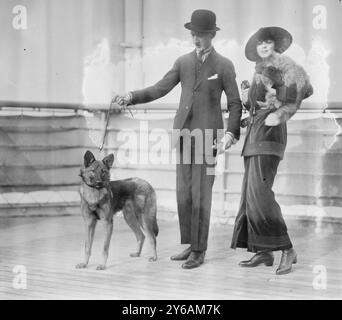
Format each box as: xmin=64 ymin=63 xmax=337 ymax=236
xmin=79 ymin=174 xmax=108 ymax=190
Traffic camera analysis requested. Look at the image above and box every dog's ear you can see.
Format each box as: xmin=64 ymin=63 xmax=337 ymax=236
xmin=84 ymin=150 xmax=95 ymax=167
xmin=102 ymin=153 xmax=114 ymax=169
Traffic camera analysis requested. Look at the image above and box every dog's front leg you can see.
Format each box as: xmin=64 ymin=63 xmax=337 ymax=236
xmin=96 ymin=219 xmax=113 ymax=270
xmin=76 ymin=218 xmax=97 ymax=269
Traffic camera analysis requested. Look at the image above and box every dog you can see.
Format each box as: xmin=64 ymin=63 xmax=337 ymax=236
xmin=255 ymin=66 xmax=282 ymax=110
xmin=76 ymin=150 xmax=158 ymax=270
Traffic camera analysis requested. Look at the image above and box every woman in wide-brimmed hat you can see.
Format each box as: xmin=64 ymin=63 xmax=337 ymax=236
xmin=230 ymin=27 xmax=313 ymax=275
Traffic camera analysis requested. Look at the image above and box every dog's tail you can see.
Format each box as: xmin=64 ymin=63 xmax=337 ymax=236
xmin=152 ymin=217 xmax=159 ymax=237
xmin=150 ymin=191 xmax=159 ymax=237
xmin=147 ymin=187 xmax=158 ymax=237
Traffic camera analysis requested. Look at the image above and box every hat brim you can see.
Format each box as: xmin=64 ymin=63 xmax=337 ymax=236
xmin=245 ymin=27 xmax=292 ymax=62
xmin=184 ymin=22 xmax=220 ymax=32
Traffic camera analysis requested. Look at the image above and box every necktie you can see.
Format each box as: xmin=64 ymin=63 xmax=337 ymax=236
xmin=197 ymin=50 xmax=204 ymax=62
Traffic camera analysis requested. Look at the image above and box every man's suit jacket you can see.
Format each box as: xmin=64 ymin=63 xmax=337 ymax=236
xmin=131 ymin=48 xmax=242 ymax=141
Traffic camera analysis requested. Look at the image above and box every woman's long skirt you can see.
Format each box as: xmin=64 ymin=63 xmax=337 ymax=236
xmin=231 ymin=155 xmax=293 ymax=252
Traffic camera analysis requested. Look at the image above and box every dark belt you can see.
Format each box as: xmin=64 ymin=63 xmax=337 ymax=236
xmin=248 ymin=105 xmax=275 ymax=125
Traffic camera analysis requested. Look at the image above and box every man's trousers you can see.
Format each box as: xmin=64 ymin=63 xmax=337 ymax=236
xmin=176 ymin=136 xmax=216 ymax=251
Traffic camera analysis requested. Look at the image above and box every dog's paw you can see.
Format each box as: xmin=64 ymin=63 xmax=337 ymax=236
xmin=75 ymin=262 xmax=87 ymax=269
xmin=130 ymin=252 xmax=140 ymax=258
xmin=148 ymin=256 xmax=157 ymax=262
xmin=96 ymin=264 xmax=106 ymax=270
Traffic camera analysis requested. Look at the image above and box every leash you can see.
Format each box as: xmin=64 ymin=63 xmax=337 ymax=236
xmin=99 ymin=100 xmax=113 ymax=152
xmin=99 ymin=99 xmax=135 ymax=152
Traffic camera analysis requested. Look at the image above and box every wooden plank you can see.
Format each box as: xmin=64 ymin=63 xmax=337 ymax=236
xmin=1 ymin=255 xmax=341 ymax=298
xmin=0 ymin=216 xmax=341 ymax=299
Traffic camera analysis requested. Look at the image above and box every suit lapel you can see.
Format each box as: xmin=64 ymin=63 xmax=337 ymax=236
xmin=193 ymin=48 xmax=219 ymax=91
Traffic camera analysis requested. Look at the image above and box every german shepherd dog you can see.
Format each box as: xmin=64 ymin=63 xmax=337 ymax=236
xmin=76 ymin=150 xmax=158 ymax=270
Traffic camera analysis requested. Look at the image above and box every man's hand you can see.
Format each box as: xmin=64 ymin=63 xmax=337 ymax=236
xmin=264 ymin=112 xmax=280 ymax=126
xmin=213 ymin=132 xmax=235 ymax=155
xmin=112 ymin=92 xmax=132 ymax=106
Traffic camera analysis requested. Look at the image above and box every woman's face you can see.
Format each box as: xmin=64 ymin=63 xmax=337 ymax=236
xmin=256 ymin=39 xmax=275 ymax=59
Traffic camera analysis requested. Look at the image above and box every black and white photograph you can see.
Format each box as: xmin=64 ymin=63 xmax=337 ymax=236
xmin=0 ymin=0 xmax=341 ymax=302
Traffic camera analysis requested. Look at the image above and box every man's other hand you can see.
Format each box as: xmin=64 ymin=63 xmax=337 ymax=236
xmin=213 ymin=132 xmax=235 ymax=155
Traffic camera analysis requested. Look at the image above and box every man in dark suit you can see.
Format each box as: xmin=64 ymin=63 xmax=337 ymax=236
xmin=115 ymin=9 xmax=242 ymax=269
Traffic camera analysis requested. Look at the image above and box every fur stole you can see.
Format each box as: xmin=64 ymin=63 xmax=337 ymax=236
xmin=254 ymin=53 xmax=312 ymax=109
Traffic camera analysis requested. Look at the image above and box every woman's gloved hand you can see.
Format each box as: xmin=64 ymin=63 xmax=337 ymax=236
xmin=264 ymin=112 xmax=280 ymax=126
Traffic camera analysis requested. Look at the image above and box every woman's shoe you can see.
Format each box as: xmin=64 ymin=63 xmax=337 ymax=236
xmin=239 ymin=251 xmax=274 ymax=267
xmin=276 ymin=248 xmax=297 ymax=275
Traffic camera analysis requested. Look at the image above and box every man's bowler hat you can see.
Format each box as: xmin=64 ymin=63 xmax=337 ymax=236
xmin=184 ymin=9 xmax=220 ymax=33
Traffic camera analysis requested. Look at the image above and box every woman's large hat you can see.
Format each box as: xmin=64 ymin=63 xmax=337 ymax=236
xmin=184 ymin=9 xmax=220 ymax=32
xmin=245 ymin=26 xmax=292 ymax=61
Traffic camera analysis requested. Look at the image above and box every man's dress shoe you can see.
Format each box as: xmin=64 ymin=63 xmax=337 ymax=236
xmin=182 ymin=251 xmax=205 ymax=269
xmin=276 ymin=248 xmax=297 ymax=275
xmin=170 ymin=246 xmax=192 ymax=261
xmin=239 ymin=251 xmax=274 ymax=267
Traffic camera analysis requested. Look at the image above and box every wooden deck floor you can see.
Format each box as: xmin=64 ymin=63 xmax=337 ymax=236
xmin=0 ymin=215 xmax=342 ymax=300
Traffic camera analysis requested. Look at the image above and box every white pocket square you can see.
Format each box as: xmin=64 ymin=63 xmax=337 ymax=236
xmin=208 ymin=74 xmax=218 ymax=80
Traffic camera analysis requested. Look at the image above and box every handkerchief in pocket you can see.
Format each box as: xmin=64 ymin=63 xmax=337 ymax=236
xmin=208 ymin=74 xmax=218 ymax=80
